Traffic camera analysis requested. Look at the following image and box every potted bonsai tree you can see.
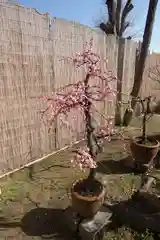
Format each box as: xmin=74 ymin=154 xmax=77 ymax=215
xmin=130 ymin=96 xmax=160 ymax=171
xmin=39 ymin=39 xmax=117 ymax=218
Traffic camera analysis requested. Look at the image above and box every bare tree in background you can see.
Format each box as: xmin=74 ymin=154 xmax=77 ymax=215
xmin=149 ymin=64 xmax=160 ymax=86
xmin=122 ymin=0 xmax=159 ymax=125
xmin=148 ymin=65 xmax=160 ymax=114
xmin=99 ymin=0 xmax=134 ymax=38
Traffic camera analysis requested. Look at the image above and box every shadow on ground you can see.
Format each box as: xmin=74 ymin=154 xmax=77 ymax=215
xmin=97 ymin=156 xmax=134 ymax=174
xmin=21 ymin=207 xmax=72 ymax=239
xmin=109 ymin=197 xmax=160 ymax=234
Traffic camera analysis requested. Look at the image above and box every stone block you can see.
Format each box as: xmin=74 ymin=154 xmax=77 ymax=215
xmin=79 ymin=205 xmax=112 ymax=240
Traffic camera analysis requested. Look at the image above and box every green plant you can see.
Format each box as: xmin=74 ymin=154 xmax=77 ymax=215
xmin=133 ymin=229 xmax=153 ymax=240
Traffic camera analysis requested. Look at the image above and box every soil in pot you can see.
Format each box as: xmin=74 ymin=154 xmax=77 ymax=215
xmin=71 ymin=178 xmax=105 ymax=218
xmin=130 ymin=137 xmax=160 ymax=166
xmin=137 ymin=138 xmax=157 ymax=146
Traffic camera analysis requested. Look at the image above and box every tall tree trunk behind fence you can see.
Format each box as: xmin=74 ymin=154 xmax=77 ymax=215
xmin=123 ymin=0 xmax=159 ymax=126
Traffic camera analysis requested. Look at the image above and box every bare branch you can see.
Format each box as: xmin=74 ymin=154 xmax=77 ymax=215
xmin=106 ymin=0 xmax=116 ymax=25
xmin=148 ymin=64 xmax=160 ymax=84
xmin=119 ymin=0 xmax=134 ymax=37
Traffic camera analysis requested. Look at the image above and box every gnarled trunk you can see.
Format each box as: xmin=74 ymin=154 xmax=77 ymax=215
xmin=84 ymin=74 xmax=97 ymax=180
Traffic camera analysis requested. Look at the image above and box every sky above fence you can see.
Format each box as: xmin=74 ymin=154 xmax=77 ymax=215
xmin=19 ymin=0 xmax=160 ymax=53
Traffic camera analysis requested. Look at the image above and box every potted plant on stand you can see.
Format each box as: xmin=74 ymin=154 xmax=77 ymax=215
xmin=130 ymin=96 xmax=160 ymax=172
xmin=39 ymin=39 xmax=117 ymax=218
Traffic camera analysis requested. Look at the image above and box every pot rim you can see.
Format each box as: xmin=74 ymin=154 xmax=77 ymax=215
xmin=71 ymin=179 xmax=105 ymax=202
xmin=131 ymin=136 xmax=160 ymax=148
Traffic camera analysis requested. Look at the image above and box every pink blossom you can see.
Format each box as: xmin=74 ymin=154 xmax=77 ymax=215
xmin=97 ymin=120 xmax=115 ymax=140
xmin=71 ymin=147 xmax=97 ymax=171
xmin=40 ymin=39 xmax=117 ymax=170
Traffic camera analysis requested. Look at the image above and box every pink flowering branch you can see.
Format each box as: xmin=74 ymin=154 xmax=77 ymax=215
xmin=71 ymin=147 xmax=97 ymax=170
xmin=40 ymin=38 xmax=117 ymax=175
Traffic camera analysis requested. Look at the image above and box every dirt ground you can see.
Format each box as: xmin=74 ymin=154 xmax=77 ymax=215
xmin=0 ymin=116 xmax=159 ymax=239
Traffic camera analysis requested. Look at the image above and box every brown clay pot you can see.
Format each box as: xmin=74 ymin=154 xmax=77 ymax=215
xmin=71 ymin=178 xmax=105 ymax=218
xmin=148 ymin=134 xmax=160 ymax=150
xmin=130 ymin=136 xmax=160 ymax=165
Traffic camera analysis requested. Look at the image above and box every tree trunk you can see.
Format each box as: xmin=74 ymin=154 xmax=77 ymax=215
xmin=142 ymin=112 xmax=147 ymax=142
xmin=84 ymin=74 xmax=97 ymax=180
xmin=115 ymin=0 xmax=122 ymax=36
xmin=123 ymin=0 xmax=159 ymax=126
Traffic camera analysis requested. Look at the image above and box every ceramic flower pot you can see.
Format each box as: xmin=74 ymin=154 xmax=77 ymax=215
xmin=130 ymin=136 xmax=160 ymax=166
xmin=71 ymin=178 xmax=105 ymax=218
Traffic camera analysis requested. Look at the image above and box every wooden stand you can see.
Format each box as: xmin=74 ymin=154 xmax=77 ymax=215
xmin=64 ymin=205 xmax=112 ymax=240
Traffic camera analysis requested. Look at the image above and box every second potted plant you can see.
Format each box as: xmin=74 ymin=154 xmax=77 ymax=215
xmin=130 ymin=96 xmax=160 ymax=170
